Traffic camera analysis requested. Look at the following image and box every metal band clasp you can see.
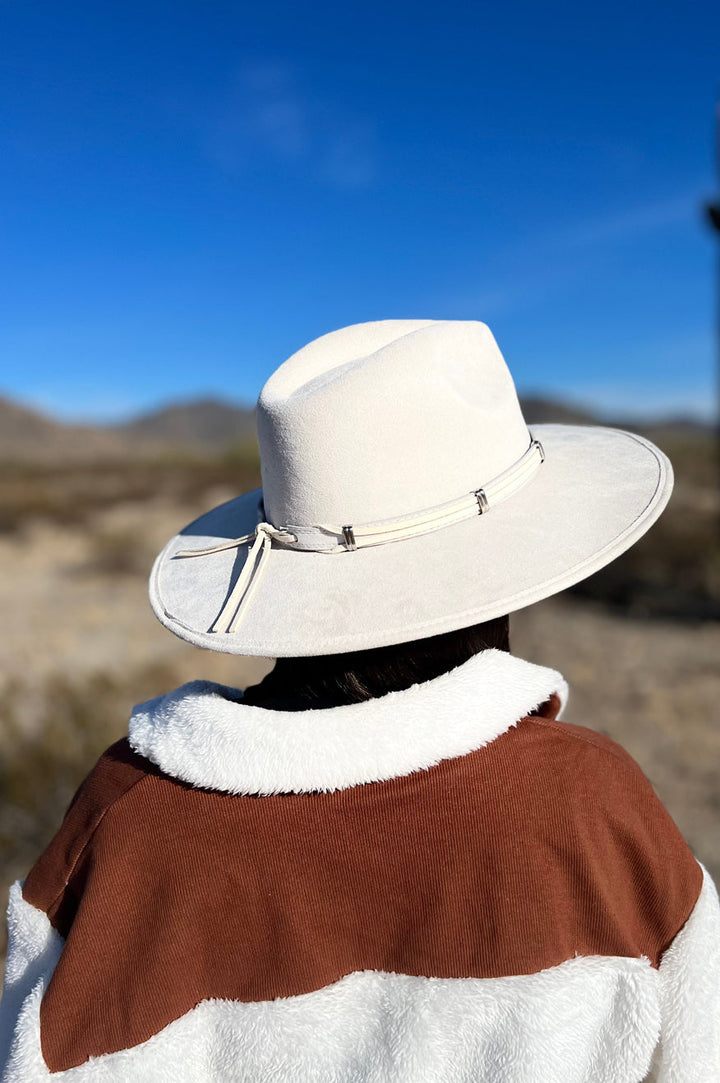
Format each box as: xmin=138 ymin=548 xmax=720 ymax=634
xmin=475 ymin=488 xmax=489 ymax=514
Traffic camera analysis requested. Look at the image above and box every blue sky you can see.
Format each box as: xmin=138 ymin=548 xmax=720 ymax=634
xmin=2 ymin=0 xmax=719 ymax=422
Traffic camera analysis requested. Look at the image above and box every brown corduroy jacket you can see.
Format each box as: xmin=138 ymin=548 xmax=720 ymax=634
xmin=1 ymin=649 xmax=719 ymax=1081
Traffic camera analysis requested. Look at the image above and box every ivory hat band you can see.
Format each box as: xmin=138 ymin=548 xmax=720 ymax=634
xmin=175 ymin=438 xmax=545 ymax=634
xmin=149 ymin=319 xmax=673 ymax=657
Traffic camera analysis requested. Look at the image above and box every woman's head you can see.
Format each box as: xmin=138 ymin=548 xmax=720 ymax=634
xmin=242 ymin=615 xmax=510 ymax=710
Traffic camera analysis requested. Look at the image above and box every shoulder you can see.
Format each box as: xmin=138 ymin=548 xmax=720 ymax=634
xmin=518 ymin=712 xmax=688 ymax=839
xmin=22 ymin=739 xmax=153 ymax=927
xmin=512 ymin=713 xmax=704 ymax=960
xmin=522 ymin=708 xmax=645 ymax=769
xmin=68 ymin=737 xmax=153 ymax=815
xmin=517 ymin=711 xmax=668 ymax=808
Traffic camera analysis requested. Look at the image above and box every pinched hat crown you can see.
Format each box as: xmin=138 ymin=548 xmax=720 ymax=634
xmin=257 ymin=320 xmax=530 ymax=526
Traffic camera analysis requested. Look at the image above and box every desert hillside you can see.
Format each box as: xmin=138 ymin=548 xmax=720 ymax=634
xmin=1 ymin=389 xmax=712 ymax=461
xmin=0 ymin=395 xmax=256 ymax=462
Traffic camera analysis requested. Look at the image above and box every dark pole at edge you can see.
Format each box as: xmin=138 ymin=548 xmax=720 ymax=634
xmin=704 ymin=91 xmax=720 ymax=499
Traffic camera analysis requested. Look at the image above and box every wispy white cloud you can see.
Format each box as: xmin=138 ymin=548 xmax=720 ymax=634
xmin=240 ymin=62 xmax=310 ymax=159
xmin=204 ymin=61 xmax=379 ymax=189
xmin=322 ymin=120 xmax=378 ymax=188
xmin=442 ymin=189 xmax=708 ymax=320
xmin=549 ymin=191 xmax=701 ymax=249
xmin=447 ymin=259 xmax=596 ymax=319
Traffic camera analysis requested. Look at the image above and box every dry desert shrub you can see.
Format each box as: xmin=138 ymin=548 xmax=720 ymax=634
xmin=0 ymin=661 xmax=188 ymax=961
xmin=571 ymin=496 xmax=720 ymax=620
xmin=0 ymin=451 xmax=261 ymax=537
xmin=84 ymin=526 xmax=155 ymax=576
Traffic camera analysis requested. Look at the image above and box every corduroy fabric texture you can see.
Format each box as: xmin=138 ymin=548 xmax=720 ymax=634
xmin=23 ymin=695 xmax=701 ymax=1074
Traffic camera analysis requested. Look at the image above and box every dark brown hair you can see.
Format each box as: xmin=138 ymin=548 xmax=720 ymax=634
xmin=242 ymin=615 xmax=510 ymax=711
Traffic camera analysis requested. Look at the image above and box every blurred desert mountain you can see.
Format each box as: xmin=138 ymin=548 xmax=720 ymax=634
xmin=0 ymin=397 xmax=131 ymax=462
xmin=519 ymin=396 xmax=714 ymax=442
xmin=0 ymin=392 xmax=713 ymax=462
xmin=120 ymin=399 xmax=256 ymax=449
xmin=0 ymin=396 xmax=256 ymax=462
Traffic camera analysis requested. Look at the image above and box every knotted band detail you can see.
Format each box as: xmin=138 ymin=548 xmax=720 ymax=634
xmin=175 ymin=439 xmax=544 ymax=634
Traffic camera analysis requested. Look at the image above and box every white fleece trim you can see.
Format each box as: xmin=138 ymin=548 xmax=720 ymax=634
xmin=1 ymin=888 xmax=660 ymax=1083
xmin=0 ymin=884 xmax=64 ymax=1080
xmin=645 ymin=864 xmax=720 ymax=1082
xmin=128 ymin=649 xmax=568 ymax=794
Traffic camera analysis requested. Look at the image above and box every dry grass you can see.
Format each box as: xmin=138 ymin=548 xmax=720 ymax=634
xmin=571 ymin=494 xmax=720 ymax=620
xmin=0 ymin=664 xmax=175 ymax=848
xmin=0 ymin=450 xmax=261 ymax=537
xmin=0 ymin=434 xmax=715 ymax=620
xmin=83 ymin=526 xmax=156 ymax=576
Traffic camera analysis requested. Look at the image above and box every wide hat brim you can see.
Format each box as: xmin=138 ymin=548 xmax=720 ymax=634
xmin=149 ymin=424 xmax=672 ymax=657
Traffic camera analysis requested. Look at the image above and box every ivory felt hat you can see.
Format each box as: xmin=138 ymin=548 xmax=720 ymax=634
xmin=149 ymin=319 xmax=673 ymax=657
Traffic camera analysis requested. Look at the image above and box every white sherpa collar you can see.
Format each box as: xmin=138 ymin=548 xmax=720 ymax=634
xmin=128 ymin=650 xmax=568 ymax=795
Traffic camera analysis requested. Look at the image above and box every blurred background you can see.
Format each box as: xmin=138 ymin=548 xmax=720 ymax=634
xmin=1 ymin=0 xmax=719 ymax=961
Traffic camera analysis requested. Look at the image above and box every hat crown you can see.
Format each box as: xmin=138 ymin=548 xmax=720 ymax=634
xmin=257 ymin=320 xmax=530 ymax=527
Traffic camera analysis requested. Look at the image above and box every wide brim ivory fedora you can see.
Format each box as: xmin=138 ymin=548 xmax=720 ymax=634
xmin=149 ymin=319 xmax=673 ymax=657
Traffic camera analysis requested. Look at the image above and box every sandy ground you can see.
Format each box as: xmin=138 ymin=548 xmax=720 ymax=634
xmin=1 ymin=498 xmax=719 ymax=962
xmin=0 ymin=491 xmax=264 ymax=696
